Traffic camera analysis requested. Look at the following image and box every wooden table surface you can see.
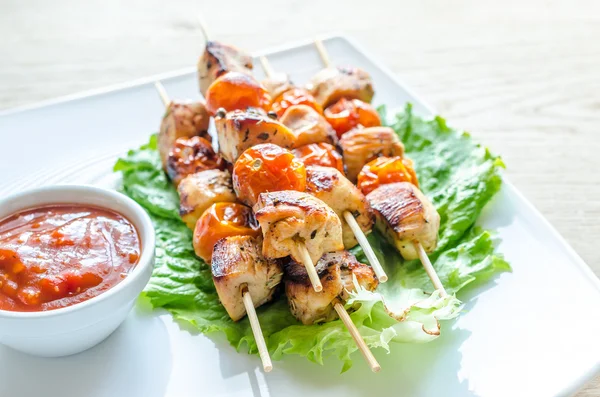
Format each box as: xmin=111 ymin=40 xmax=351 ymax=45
xmin=1 ymin=0 xmax=599 ymax=394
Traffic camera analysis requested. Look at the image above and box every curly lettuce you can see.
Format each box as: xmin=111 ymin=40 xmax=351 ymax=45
xmin=113 ymin=105 xmax=509 ymax=371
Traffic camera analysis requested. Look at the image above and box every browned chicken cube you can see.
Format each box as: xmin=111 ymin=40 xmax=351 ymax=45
xmin=279 ymin=105 xmax=337 ymax=148
xmin=262 ymin=72 xmax=294 ymax=101
xmin=214 ymin=108 xmax=297 ymax=163
xmin=367 ymin=182 xmax=440 ymax=260
xmin=308 ymin=66 xmax=374 ymax=108
xmin=197 ymin=41 xmax=253 ymax=96
xmin=305 ymin=166 xmax=374 ymax=249
xmin=158 ymin=100 xmax=211 ymax=170
xmin=211 ymin=235 xmax=283 ymax=322
xmin=165 ymin=136 xmax=228 ymax=186
xmin=338 ymin=126 xmax=405 ymax=182
xmin=253 ymin=191 xmax=343 ymax=264
xmin=285 ymin=251 xmax=378 ymax=325
xmin=178 ymin=169 xmax=237 ymax=230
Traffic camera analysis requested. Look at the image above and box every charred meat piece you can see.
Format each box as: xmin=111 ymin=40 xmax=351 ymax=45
xmin=305 ymin=166 xmax=373 ymax=249
xmin=284 ymin=251 xmax=378 ymax=325
xmin=279 ymin=105 xmax=337 ymax=148
xmin=178 ymin=169 xmax=237 ymax=229
xmin=212 ymin=235 xmax=283 ymax=321
xmin=262 ymin=72 xmax=294 ymax=102
xmin=166 ymin=136 xmax=228 ymax=186
xmin=367 ymin=182 xmax=440 ymax=260
xmin=308 ymin=66 xmax=374 ymax=108
xmin=215 ymin=108 xmax=296 ymax=163
xmin=253 ymin=191 xmax=343 ymax=264
xmin=198 ymin=41 xmax=253 ymax=96
xmin=158 ymin=100 xmax=211 ymax=170
xmin=338 ymin=126 xmax=405 ymax=182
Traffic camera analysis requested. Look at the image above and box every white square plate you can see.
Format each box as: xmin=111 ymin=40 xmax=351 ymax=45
xmin=1 ymin=36 xmax=599 ymax=397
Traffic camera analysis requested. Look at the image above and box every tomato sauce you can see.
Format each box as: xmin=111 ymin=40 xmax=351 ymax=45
xmin=0 ymin=205 xmax=141 ymax=312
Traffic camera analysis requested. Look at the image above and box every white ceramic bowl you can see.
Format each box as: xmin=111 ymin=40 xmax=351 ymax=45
xmin=0 ymin=185 xmax=155 ymax=357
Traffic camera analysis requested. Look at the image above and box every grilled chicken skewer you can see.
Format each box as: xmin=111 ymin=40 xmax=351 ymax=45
xmin=158 ymin=57 xmax=277 ymax=371
xmin=211 ymin=235 xmax=283 ymax=372
xmin=285 ymin=251 xmax=380 ymax=372
xmin=255 ymin=191 xmax=381 ymax=371
xmin=367 ymin=182 xmax=447 ymax=296
xmin=305 ymin=166 xmax=388 ymax=282
xmin=259 ymin=58 xmax=386 ymax=281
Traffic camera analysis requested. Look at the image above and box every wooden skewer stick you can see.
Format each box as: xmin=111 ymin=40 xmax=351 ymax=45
xmin=259 ymin=56 xmax=275 ymax=79
xmin=294 ymin=242 xmax=323 ymax=292
xmin=342 ymin=211 xmax=388 ymax=283
xmin=242 ymin=289 xmax=273 ymax=372
xmin=295 ymin=240 xmax=380 ymax=371
xmin=333 ymin=300 xmax=381 ymax=373
xmin=196 ymin=14 xmax=210 ymax=44
xmin=415 ymin=241 xmax=447 ymax=297
xmin=154 ymin=81 xmax=171 ymax=108
xmin=314 ymin=39 xmax=332 ymax=68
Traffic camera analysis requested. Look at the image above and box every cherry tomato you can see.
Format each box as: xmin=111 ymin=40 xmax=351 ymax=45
xmin=292 ymin=143 xmax=344 ymax=174
xmin=271 ymin=88 xmax=323 ymax=118
xmin=357 ymin=156 xmax=419 ymax=195
xmin=192 ymin=202 xmax=260 ymax=263
xmin=166 ymin=136 xmax=228 ymax=185
xmin=233 ymin=143 xmax=307 ymax=206
xmin=324 ymin=98 xmax=381 ymax=139
xmin=205 ymin=72 xmax=271 ymax=115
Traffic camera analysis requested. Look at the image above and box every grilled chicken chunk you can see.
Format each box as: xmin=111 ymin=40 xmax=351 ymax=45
xmin=262 ymin=72 xmax=294 ymax=101
xmin=212 ymin=235 xmax=283 ymax=321
xmin=166 ymin=136 xmax=228 ymax=186
xmin=158 ymin=100 xmax=211 ymax=169
xmin=253 ymin=191 xmax=343 ymax=264
xmin=285 ymin=251 xmax=378 ymax=325
xmin=367 ymin=182 xmax=440 ymax=260
xmin=279 ymin=105 xmax=337 ymax=147
xmin=338 ymin=126 xmax=405 ymax=182
xmin=214 ymin=108 xmax=297 ymax=163
xmin=198 ymin=41 xmax=253 ymax=96
xmin=305 ymin=166 xmax=373 ymax=248
xmin=308 ymin=66 xmax=374 ymax=108
xmin=178 ymin=169 xmax=237 ymax=229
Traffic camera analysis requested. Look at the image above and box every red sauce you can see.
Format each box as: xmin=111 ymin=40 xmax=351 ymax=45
xmin=0 ymin=205 xmax=141 ymax=312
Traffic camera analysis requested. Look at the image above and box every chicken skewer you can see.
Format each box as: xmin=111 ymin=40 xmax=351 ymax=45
xmin=260 ymin=57 xmax=388 ymax=283
xmin=314 ymin=41 xmax=447 ymax=295
xmin=284 ymin=251 xmax=381 ymax=372
xmin=157 ymin=70 xmax=277 ymax=370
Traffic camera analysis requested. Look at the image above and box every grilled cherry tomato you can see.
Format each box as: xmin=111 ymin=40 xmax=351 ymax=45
xmin=205 ymin=72 xmax=271 ymax=115
xmin=324 ymin=98 xmax=381 ymax=139
xmin=356 ymin=156 xmax=419 ymax=195
xmin=233 ymin=143 xmax=307 ymax=206
xmin=271 ymin=87 xmax=323 ymax=118
xmin=292 ymin=143 xmax=344 ymax=174
xmin=166 ymin=136 xmax=228 ymax=185
xmin=192 ymin=202 xmax=260 ymax=263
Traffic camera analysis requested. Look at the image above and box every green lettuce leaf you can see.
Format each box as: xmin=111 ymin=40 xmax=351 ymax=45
xmin=114 ymin=105 xmax=510 ymax=371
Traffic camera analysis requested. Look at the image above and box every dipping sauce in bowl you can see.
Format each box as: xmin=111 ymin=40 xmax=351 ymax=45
xmin=0 ymin=205 xmax=141 ymax=312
